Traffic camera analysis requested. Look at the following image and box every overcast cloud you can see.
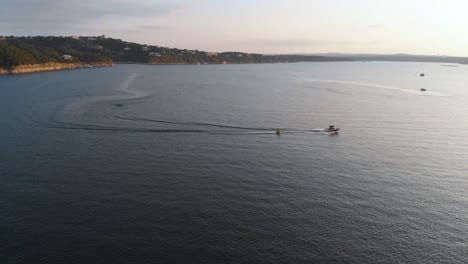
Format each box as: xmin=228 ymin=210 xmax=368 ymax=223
xmin=0 ymin=0 xmax=178 ymax=22
xmin=0 ymin=0 xmax=179 ymax=35
xmin=1 ymin=0 xmax=468 ymax=55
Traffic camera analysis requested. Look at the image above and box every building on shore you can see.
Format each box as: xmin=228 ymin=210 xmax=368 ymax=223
xmin=62 ymin=55 xmax=73 ymax=60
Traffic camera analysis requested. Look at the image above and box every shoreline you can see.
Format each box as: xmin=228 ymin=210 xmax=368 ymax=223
xmin=0 ymin=61 xmax=341 ymax=75
xmin=115 ymin=61 xmax=344 ymax=66
xmin=2 ymin=60 xmax=465 ymax=76
xmin=0 ymin=62 xmax=113 ymax=75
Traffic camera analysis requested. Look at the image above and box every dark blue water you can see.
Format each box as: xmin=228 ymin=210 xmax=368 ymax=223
xmin=1 ymin=62 xmax=468 ymax=263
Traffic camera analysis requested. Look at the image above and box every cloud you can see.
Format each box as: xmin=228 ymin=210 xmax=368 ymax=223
xmin=0 ymin=0 xmax=181 ymax=28
xmin=244 ymin=39 xmax=354 ymax=47
xmin=139 ymin=25 xmax=171 ymax=30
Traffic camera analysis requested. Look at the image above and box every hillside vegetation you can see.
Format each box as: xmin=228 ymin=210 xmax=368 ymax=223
xmin=0 ymin=36 xmax=347 ymax=70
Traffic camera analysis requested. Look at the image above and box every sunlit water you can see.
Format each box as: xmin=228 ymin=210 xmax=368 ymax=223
xmin=1 ymin=62 xmax=467 ymax=263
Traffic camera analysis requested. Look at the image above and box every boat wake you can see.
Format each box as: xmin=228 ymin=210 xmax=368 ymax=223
xmin=25 ymin=73 xmax=336 ymax=135
xmin=26 ymin=73 xmax=150 ymax=131
xmin=301 ymin=78 xmax=452 ymax=97
xmin=57 ymin=73 xmax=147 ymax=123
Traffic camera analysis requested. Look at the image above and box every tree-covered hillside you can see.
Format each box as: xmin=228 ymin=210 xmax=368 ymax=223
xmin=0 ymin=35 xmax=348 ymax=70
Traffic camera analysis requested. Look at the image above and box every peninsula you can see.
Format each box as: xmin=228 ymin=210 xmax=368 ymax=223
xmin=0 ymin=35 xmax=346 ymax=75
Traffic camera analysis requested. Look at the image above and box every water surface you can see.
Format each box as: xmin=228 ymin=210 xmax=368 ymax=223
xmin=1 ymin=62 xmax=467 ymax=263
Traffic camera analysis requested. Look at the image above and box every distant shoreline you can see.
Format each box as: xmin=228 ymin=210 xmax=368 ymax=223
xmin=0 ymin=60 xmax=340 ymax=75
xmin=4 ymin=36 xmax=466 ymax=76
xmin=0 ymin=36 xmax=349 ymax=75
xmin=114 ymin=61 xmax=317 ymax=66
xmin=1 ymin=60 xmax=466 ymax=76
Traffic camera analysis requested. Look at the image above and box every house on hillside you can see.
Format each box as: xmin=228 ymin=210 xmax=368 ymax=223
xmin=71 ymin=35 xmax=80 ymax=40
xmin=206 ymin=52 xmax=218 ymax=57
xmin=149 ymin=52 xmax=161 ymax=57
xmin=62 ymin=55 xmax=73 ymax=60
xmin=87 ymin=44 xmax=103 ymax=50
xmin=124 ymin=47 xmax=131 ymax=51
xmin=142 ymin=46 xmax=150 ymax=51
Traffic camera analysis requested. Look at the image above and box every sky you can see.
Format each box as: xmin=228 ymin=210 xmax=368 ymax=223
xmin=1 ymin=0 xmax=468 ymax=56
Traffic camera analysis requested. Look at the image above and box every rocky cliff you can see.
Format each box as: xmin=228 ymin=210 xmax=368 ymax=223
xmin=0 ymin=62 xmax=112 ymax=75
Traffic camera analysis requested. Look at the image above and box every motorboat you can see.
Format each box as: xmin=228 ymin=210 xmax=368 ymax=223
xmin=420 ymin=88 xmax=427 ymax=91
xmin=324 ymin=125 xmax=340 ymax=133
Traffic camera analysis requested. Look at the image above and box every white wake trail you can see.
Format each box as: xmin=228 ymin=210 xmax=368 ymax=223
xmin=302 ymin=78 xmax=452 ymax=97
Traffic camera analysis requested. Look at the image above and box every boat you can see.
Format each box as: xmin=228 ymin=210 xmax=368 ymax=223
xmin=324 ymin=125 xmax=340 ymax=133
xmin=420 ymin=88 xmax=427 ymax=91
xmin=420 ymin=73 xmax=425 ymax=77
xmin=276 ymin=129 xmax=282 ymax=135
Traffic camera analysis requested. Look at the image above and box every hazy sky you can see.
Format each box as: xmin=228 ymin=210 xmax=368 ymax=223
xmin=1 ymin=0 xmax=468 ymax=56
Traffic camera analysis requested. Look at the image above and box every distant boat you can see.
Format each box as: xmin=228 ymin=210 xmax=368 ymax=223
xmin=420 ymin=73 xmax=425 ymax=77
xmin=324 ymin=125 xmax=340 ymax=133
xmin=197 ymin=62 xmax=200 ymax=66
xmin=420 ymin=88 xmax=427 ymax=91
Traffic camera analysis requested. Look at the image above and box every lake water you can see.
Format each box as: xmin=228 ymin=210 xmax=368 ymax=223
xmin=1 ymin=62 xmax=468 ymax=263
